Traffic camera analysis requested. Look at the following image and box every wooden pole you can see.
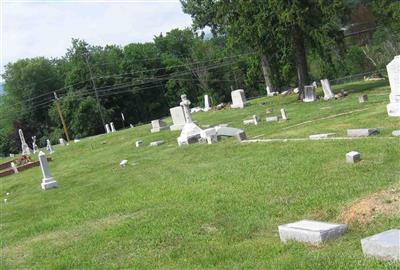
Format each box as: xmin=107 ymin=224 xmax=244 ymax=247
xmin=54 ymin=92 xmax=70 ymax=143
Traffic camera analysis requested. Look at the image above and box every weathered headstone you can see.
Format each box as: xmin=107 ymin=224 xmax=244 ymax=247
xmin=358 ymin=95 xmax=368 ymax=103
xmin=347 ymin=128 xmax=379 ymax=137
xmin=110 ymin=122 xmax=116 ymax=132
xmin=169 ymin=106 xmax=186 ymax=131
xmin=150 ymin=119 xmax=169 ymax=133
xmin=46 ymin=139 xmax=54 ymax=154
xmin=392 ymin=130 xmax=400 ymax=137
xmin=204 ymin=95 xmax=212 ymax=111
xmin=280 ymin=108 xmax=288 ymax=120
xmin=320 ymin=79 xmax=335 ymax=100
xmin=278 ymin=220 xmax=347 ymax=245
xmin=31 ymin=136 xmax=39 ymax=154
xmin=266 ymin=116 xmax=281 ymax=122
xmin=150 ymin=140 xmax=165 ymax=146
xmin=215 ymin=126 xmax=247 ymax=142
xmin=105 ymin=124 xmax=111 ymax=134
xmin=386 ymin=55 xmax=400 ymax=117
xmin=309 ymin=133 xmax=336 ymax=140
xmin=231 ymin=89 xmax=247 ymax=109
xmin=10 ymin=162 xmax=18 ymax=174
xmin=266 ymin=86 xmax=278 ymax=96
xmin=200 ymin=128 xmax=218 ymax=144
xmin=346 ymin=151 xmax=361 ymax=163
xmin=18 ymin=129 xmax=31 ymax=155
xmin=130 ymin=124 xmax=134 ymax=128
xmin=243 ymin=115 xmax=260 ymax=125
xmin=177 ymin=95 xmax=203 ymax=146
xmin=38 ymin=151 xmax=58 ymax=190
xmin=361 ymin=229 xmax=399 ymax=261
xmin=303 ymin=85 xmax=317 ymax=102
xmin=135 ymin=140 xmax=143 ymax=147
xmin=59 ymin=138 xmax=67 ymax=146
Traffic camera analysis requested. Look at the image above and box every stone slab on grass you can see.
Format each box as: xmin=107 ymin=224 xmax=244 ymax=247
xmin=309 ymin=133 xmax=336 ymax=140
xmin=347 ymin=128 xmax=379 ymax=137
xmin=150 ymin=140 xmax=165 ymax=147
xmin=278 ymin=220 xmax=347 ymax=245
xmin=393 ymin=130 xmax=400 ymax=137
xmin=361 ymin=229 xmax=400 ymax=261
xmin=346 ymin=151 xmax=361 ymax=163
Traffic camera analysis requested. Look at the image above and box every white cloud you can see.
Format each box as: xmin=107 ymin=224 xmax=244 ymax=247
xmin=1 ymin=0 xmax=193 ymax=80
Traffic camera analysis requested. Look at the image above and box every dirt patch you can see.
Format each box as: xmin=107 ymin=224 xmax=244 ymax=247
xmin=339 ymin=185 xmax=400 ymax=225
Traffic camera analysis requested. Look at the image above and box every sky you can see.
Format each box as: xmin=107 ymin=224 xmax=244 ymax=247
xmin=0 ymin=0 xmax=194 ymax=82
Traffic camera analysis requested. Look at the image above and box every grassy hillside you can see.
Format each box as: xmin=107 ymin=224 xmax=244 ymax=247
xmin=1 ymin=80 xmax=399 ymax=269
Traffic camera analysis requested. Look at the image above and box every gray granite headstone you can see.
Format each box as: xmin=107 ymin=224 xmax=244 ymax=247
xmin=361 ymin=229 xmax=399 ymax=261
xmin=347 ymin=128 xmax=379 ymax=137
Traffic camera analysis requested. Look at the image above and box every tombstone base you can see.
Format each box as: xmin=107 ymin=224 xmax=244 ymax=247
xmin=387 ymin=103 xmax=400 ymax=117
xmin=41 ymin=178 xmax=58 ymax=190
xmin=170 ymin=124 xmax=185 ymax=131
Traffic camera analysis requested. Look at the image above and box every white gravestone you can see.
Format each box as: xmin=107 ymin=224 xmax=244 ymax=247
xmin=38 ymin=151 xmax=58 ymax=190
xmin=31 ymin=136 xmax=39 ymax=154
xmin=358 ymin=95 xmax=368 ymax=103
xmin=386 ymin=55 xmax=400 ymax=117
xmin=177 ymin=94 xmax=203 ymax=146
xmin=361 ymin=229 xmax=399 ymax=261
xmin=59 ymin=138 xmax=67 ymax=146
xmin=320 ymin=79 xmax=335 ymax=100
xmin=309 ymin=133 xmax=336 ymax=140
xmin=200 ymin=128 xmax=218 ymax=144
xmin=135 ymin=140 xmax=143 ymax=147
xmin=169 ymin=106 xmax=186 ymax=131
xmin=393 ymin=130 xmax=400 ymax=137
xmin=105 ymin=124 xmax=111 ymax=134
xmin=10 ymin=162 xmax=18 ymax=174
xmin=204 ymin=95 xmax=212 ymax=111
xmin=150 ymin=119 xmax=169 ymax=133
xmin=18 ymin=129 xmax=31 ymax=155
xmin=280 ymin=108 xmax=288 ymax=120
xmin=110 ymin=122 xmax=116 ymax=132
xmin=266 ymin=116 xmax=281 ymax=122
xmin=150 ymin=140 xmax=165 ymax=146
xmin=46 ymin=139 xmax=54 ymax=154
xmin=303 ymin=85 xmax=317 ymax=102
xmin=346 ymin=151 xmax=361 ymax=163
xmin=278 ymin=220 xmax=347 ymax=245
xmin=347 ymin=128 xmax=379 ymax=137
xmin=243 ymin=115 xmax=260 ymax=125
xmin=231 ymin=89 xmax=247 ymax=109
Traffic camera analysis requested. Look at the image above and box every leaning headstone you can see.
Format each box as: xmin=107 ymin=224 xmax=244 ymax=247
xmin=177 ymin=95 xmax=203 ymax=146
xmin=150 ymin=140 xmax=165 ymax=146
xmin=31 ymin=136 xmax=39 ymax=154
xmin=110 ymin=122 xmax=116 ymax=132
xmin=346 ymin=151 xmax=361 ymax=163
xmin=347 ymin=128 xmax=379 ymax=137
xmin=278 ymin=220 xmax=347 ymax=245
xmin=18 ymin=129 xmax=31 ymax=155
xmin=361 ymin=229 xmax=399 ymax=261
xmin=280 ymin=108 xmax=288 ymax=120
xmin=135 ymin=140 xmax=143 ymax=148
xmin=266 ymin=86 xmax=278 ymax=96
xmin=59 ymin=138 xmax=67 ymax=146
xmin=386 ymin=55 xmax=400 ymax=117
xmin=392 ymin=130 xmax=400 ymax=137
xmin=38 ymin=151 xmax=58 ymax=190
xmin=230 ymin=89 xmax=247 ymax=109
xmin=309 ymin=133 xmax=336 ymax=140
xmin=130 ymin=124 xmax=134 ymax=128
xmin=169 ymin=106 xmax=186 ymax=131
xmin=358 ymin=95 xmax=368 ymax=103
xmin=204 ymin=95 xmax=212 ymax=111
xmin=303 ymin=85 xmax=317 ymax=102
xmin=320 ymin=79 xmax=335 ymax=100
xmin=200 ymin=128 xmax=218 ymax=144
xmin=150 ymin=119 xmax=169 ymax=133
xmin=105 ymin=124 xmax=111 ymax=134
xmin=10 ymin=162 xmax=18 ymax=174
xmin=266 ymin=116 xmax=281 ymax=122
xmin=46 ymin=139 xmax=54 ymax=154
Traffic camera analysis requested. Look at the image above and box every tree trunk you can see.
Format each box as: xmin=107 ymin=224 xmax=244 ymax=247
xmin=293 ymin=28 xmax=309 ymax=99
xmin=261 ymin=54 xmax=274 ymax=94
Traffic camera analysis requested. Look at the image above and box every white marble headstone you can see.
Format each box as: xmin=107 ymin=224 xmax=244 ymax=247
xmin=320 ymin=79 xmax=335 ymax=100
xmin=386 ymin=55 xmax=400 ymax=117
xmin=303 ymin=85 xmax=317 ymax=102
xmin=169 ymin=106 xmax=186 ymax=131
xmin=231 ymin=89 xmax=247 ymax=108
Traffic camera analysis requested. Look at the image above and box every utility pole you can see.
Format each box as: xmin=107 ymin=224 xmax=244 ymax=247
xmin=84 ymin=53 xmax=106 ymax=130
xmin=54 ymin=92 xmax=70 ymax=143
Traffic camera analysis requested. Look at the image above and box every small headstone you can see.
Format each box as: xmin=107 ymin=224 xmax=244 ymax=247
xmin=361 ymin=229 xmax=399 ymax=261
xmin=74 ymin=139 xmax=80 ymax=143
xmin=120 ymin=160 xmax=128 ymax=167
xmin=320 ymin=79 xmax=335 ymax=100
xmin=358 ymin=95 xmax=368 ymax=103
xmin=150 ymin=119 xmax=169 ymax=133
xmin=243 ymin=115 xmax=260 ymax=126
xmin=266 ymin=116 xmax=281 ymax=122
xmin=150 ymin=140 xmax=165 ymax=146
xmin=280 ymin=108 xmax=288 ymax=120
xmin=38 ymin=151 xmax=58 ymax=190
xmin=46 ymin=139 xmax=54 ymax=154
xmin=347 ymin=128 xmax=379 ymax=137
xmin=31 ymin=136 xmax=39 ymax=154
xmin=10 ymin=162 xmax=18 ymax=174
xmin=303 ymin=85 xmax=317 ymax=102
xmin=130 ymin=124 xmax=134 ymax=128
xmin=392 ymin=130 xmax=400 ymax=137
xmin=59 ymin=138 xmax=67 ymax=146
xmin=346 ymin=151 xmax=361 ymax=163
xmin=135 ymin=140 xmax=143 ymax=148
xmin=105 ymin=124 xmax=111 ymax=134
xmin=293 ymin=87 xmax=299 ymax=94
xmin=266 ymin=108 xmax=273 ymax=114
xmin=200 ymin=128 xmax=218 ymax=144
xmin=191 ymin=107 xmax=204 ymax=113
xmin=110 ymin=122 xmax=116 ymax=132
xmin=278 ymin=220 xmax=347 ymax=245
xmin=204 ymin=95 xmax=212 ymax=111
xmin=386 ymin=55 xmax=400 ymax=117
xmin=216 ymin=103 xmax=225 ymax=110
xmin=266 ymin=86 xmax=278 ymax=96
xmin=230 ymin=89 xmax=247 ymax=109
xmin=169 ymin=106 xmax=186 ymax=131
xmin=9 ymin=154 xmax=15 ymax=158
xmin=312 ymin=81 xmax=318 ymax=88
xmin=309 ymin=133 xmax=336 ymax=140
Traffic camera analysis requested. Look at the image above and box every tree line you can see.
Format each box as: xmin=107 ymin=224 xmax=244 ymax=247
xmin=0 ymin=0 xmax=399 ymax=154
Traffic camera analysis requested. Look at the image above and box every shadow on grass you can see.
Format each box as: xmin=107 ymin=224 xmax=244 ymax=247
xmin=332 ymin=80 xmax=389 ymax=94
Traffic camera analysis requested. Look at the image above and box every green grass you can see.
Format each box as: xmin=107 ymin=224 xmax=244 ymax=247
xmin=1 ymin=80 xmax=399 ymax=269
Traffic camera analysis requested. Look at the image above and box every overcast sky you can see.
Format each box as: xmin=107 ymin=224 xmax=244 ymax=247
xmin=1 ymin=0 xmax=193 ymax=81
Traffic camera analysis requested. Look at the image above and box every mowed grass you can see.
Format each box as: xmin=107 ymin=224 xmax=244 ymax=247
xmin=1 ymin=80 xmax=399 ymax=269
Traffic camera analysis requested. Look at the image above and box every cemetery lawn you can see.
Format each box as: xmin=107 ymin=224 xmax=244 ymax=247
xmin=1 ymin=80 xmax=399 ymax=269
